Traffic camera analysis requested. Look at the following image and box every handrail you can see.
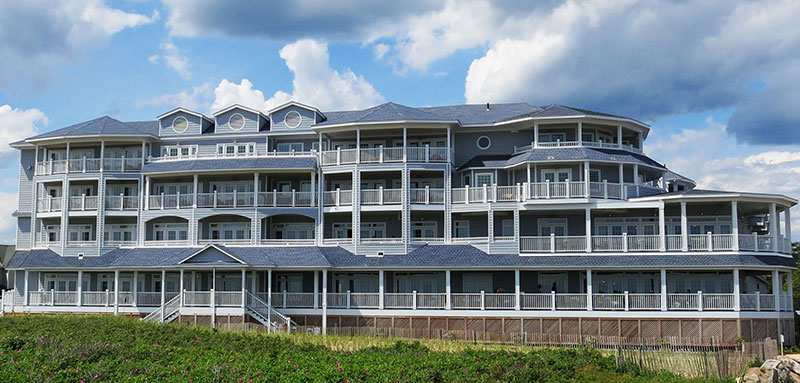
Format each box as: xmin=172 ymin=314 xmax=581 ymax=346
xmin=142 ymin=294 xmax=181 ymax=323
xmin=246 ymin=291 xmax=296 ymax=333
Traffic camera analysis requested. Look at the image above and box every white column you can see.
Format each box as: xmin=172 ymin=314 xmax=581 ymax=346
xmin=77 ymin=270 xmax=83 ymax=306
xmin=355 ymin=128 xmax=361 ymax=164
xmin=113 ymin=270 xmax=120 ymax=315
xmin=633 ymin=164 xmax=639 ymax=184
xmin=586 ymin=269 xmax=593 ymax=311
xmin=313 ymin=270 xmax=319 ymax=309
xmin=583 ymin=161 xmax=590 ymax=197
xmin=310 ymin=171 xmax=316 ymax=207
xmin=618 ymin=163 xmax=624 ymax=185
xmin=577 ymin=122 xmax=583 ymax=146
xmin=533 ymin=123 xmax=539 ymax=147
xmin=658 ymin=203 xmax=666 ymax=252
xmin=144 ymin=176 xmax=151 ymax=210
xmin=585 ymin=207 xmax=592 ymax=252
xmin=733 ymin=269 xmax=740 ymax=311
xmin=445 ymin=269 xmax=452 ymax=310
xmin=267 ymin=269 xmax=272 ymax=307
xmin=770 ymin=203 xmax=778 ymax=251
xmin=680 ymin=202 xmax=688 ymax=252
xmin=789 ymin=272 xmax=794 ymax=312
xmin=446 ymin=126 xmax=452 ymax=163
xmin=241 ymin=269 xmax=246 ymax=308
xmin=731 ymin=201 xmax=739 ymax=251
xmin=160 ymin=270 xmax=166 ymax=305
xmin=99 ymin=141 xmax=105 ymax=171
xmin=23 ymin=270 xmax=29 ymax=306
xmin=179 ymin=269 xmax=184 ymax=306
xmin=378 ymin=270 xmax=384 ymax=309
xmin=786 ymin=208 xmax=792 ymax=243
xmin=211 ymin=268 xmax=216 ymax=327
xmin=321 ymin=269 xmax=328 ymax=335
xmin=140 ymin=141 xmax=146 ymax=167
xmin=132 ymin=271 xmax=138 ymax=307
xmin=514 ymin=270 xmax=520 ymax=310
xmin=617 ymin=126 xmax=623 ymax=147
xmin=403 ymin=127 xmax=407 ymax=161
xmin=660 ymin=269 xmax=667 ymax=311
xmin=772 ymin=269 xmax=780 ymax=312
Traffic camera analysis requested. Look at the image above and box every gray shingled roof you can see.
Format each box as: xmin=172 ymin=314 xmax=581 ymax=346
xmin=419 ymin=103 xmax=542 ymax=125
xmin=7 ymin=246 xmax=794 ymax=270
xmin=141 ymin=157 xmax=317 ymax=174
xmin=316 ymin=102 xmax=454 ymax=126
xmin=27 ymin=116 xmax=158 ymax=140
xmin=457 ymin=147 xmax=665 ymax=171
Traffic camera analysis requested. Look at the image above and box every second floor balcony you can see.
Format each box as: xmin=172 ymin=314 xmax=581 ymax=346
xmin=320 ymin=146 xmax=452 ymax=166
xmin=36 ymin=157 xmax=143 ymax=176
xmin=147 ymin=190 xmax=316 ymax=210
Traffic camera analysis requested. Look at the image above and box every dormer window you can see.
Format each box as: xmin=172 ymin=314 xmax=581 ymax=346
xmin=284 ymin=110 xmax=302 ymax=128
xmin=216 ymin=142 xmax=256 ymax=157
xmin=172 ymin=116 xmax=189 ymax=133
xmin=228 ymin=113 xmax=245 ymax=131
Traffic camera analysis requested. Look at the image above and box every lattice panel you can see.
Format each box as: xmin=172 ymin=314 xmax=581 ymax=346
xmin=702 ymin=320 xmax=722 ymax=339
xmin=620 ymin=320 xmax=639 ymax=338
xmin=581 ymin=319 xmax=599 ymax=336
xmin=561 ymin=319 xmax=580 ymax=335
xmin=660 ymin=320 xmax=680 ymax=338
xmin=681 ymin=320 xmax=700 ymax=338
xmin=641 ymin=320 xmax=660 ymax=339
xmin=601 ymin=319 xmax=619 ymax=337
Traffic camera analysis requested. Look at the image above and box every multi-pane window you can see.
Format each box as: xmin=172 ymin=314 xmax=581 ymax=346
xmin=209 ymin=223 xmax=250 ymax=240
xmin=360 ymin=222 xmax=386 ymax=239
xmin=161 ymin=145 xmax=197 ymax=159
xmin=276 ymin=142 xmax=304 ymax=152
xmin=153 ymin=223 xmax=188 ymax=241
xmin=411 ymin=222 xmax=437 ymax=239
xmin=68 ymin=225 xmax=93 ymax=242
xmin=454 ymin=220 xmax=470 ymax=238
xmin=332 ymin=223 xmax=353 ymax=238
xmin=474 ymin=173 xmax=493 ymax=186
xmin=216 ymin=143 xmax=255 ymax=157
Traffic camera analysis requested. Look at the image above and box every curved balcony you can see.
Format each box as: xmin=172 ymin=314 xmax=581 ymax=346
xmin=513 ymin=140 xmax=643 ymax=155
xmin=147 ymin=191 xmax=315 ymax=210
xmin=320 ymin=146 xmax=451 ymax=166
xmin=519 ymin=234 xmax=792 ymax=254
xmin=451 ymin=182 xmax=663 ymax=204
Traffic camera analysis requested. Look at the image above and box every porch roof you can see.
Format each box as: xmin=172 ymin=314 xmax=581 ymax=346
xmin=6 ymin=246 xmax=794 ymax=270
xmin=457 ymin=147 xmax=666 ymax=171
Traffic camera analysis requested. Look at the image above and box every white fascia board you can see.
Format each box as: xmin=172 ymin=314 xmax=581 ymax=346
xmin=267 ymin=101 xmax=327 ymax=119
xmin=211 ymin=104 xmax=267 ymax=118
xmin=157 ymin=107 xmax=214 ymax=124
xmin=632 ymin=193 xmax=798 ymax=206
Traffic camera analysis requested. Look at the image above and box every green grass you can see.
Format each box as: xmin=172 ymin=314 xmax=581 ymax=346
xmin=0 ymin=315 xmax=732 ymax=382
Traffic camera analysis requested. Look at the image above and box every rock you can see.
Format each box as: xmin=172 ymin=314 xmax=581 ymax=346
xmin=742 ymin=367 xmax=764 ymax=383
xmin=777 ymin=356 xmax=800 ymax=376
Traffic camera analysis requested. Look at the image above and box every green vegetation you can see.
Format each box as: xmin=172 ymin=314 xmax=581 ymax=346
xmin=0 ymin=315 xmax=731 ymax=382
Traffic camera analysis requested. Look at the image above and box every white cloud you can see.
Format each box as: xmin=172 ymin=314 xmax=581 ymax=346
xmin=0 ymin=105 xmax=49 ymax=157
xmin=646 ymin=117 xmax=800 ymax=239
xmin=137 ymin=83 xmax=213 ymax=112
xmin=373 ymin=43 xmax=390 ymax=60
xmin=0 ymin=191 xmax=19 ymax=244
xmin=211 ymin=79 xmax=267 ymax=112
xmin=0 ymin=0 xmax=156 ymax=93
xmin=149 ymin=42 xmax=192 ymax=80
xmin=210 ymin=40 xmax=383 ymax=113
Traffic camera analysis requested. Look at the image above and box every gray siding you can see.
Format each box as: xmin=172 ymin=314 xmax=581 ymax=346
xmin=159 ymin=112 xmax=205 ymax=137
xmin=18 ymin=150 xmax=34 ymax=212
xmin=453 ymin=131 xmax=530 ymax=167
xmin=214 ymin=108 xmax=263 ymax=134
xmin=16 ymin=217 xmax=31 ymax=249
xmin=270 ymin=106 xmax=317 ymax=132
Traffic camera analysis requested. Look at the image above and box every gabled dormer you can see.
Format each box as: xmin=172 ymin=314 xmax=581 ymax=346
xmin=156 ymin=108 xmax=214 ymax=137
xmin=268 ymin=101 xmax=326 ymax=132
xmin=211 ymin=104 xmax=268 ymax=134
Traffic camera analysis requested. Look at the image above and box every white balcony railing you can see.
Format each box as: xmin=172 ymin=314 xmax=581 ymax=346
xmin=361 ymin=188 xmax=402 ymax=205
xmin=409 ymin=188 xmax=445 ymax=204
xmin=323 ymin=189 xmax=353 ymax=206
xmin=197 ymin=238 xmax=252 ymax=246
xmin=320 ymin=146 xmax=450 ymax=166
xmin=104 ymin=195 xmax=139 ymax=210
xmin=513 ymin=140 xmax=643 ymax=155
xmin=450 ymin=182 xmax=650 ymax=204
xmin=68 ymin=196 xmax=98 ymax=211
xmin=36 ymin=158 xmax=142 ymax=175
xmin=36 ymin=197 xmax=63 ymax=212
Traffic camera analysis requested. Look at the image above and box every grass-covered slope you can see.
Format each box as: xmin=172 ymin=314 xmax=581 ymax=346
xmin=0 ymin=315 xmax=730 ymax=382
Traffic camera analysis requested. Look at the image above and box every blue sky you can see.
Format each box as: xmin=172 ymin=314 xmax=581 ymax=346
xmin=1 ymin=0 xmax=800 ymax=243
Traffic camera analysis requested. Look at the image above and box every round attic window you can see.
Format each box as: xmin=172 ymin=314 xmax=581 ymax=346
xmin=476 ymin=135 xmax=491 ymax=150
xmin=228 ymin=113 xmax=245 ymax=130
xmin=172 ymin=116 xmax=188 ymax=133
xmin=284 ymin=110 xmax=302 ymax=128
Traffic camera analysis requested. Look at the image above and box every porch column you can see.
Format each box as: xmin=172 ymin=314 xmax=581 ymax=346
xmin=577 ymin=122 xmax=583 ymax=146
xmin=267 ymin=269 xmax=272 ymax=307
xmin=310 ymin=171 xmax=315 ymax=207
xmin=658 ymin=202 xmax=666 ymax=252
xmin=617 ymin=126 xmax=623 ymax=147
xmin=446 ymin=126 xmax=452 ymax=163
xmin=113 ymin=270 xmax=119 ymax=315
xmin=583 ymin=161 xmax=590 ymax=197
xmin=660 ymin=269 xmax=667 ymax=311
xmin=733 ymin=269 xmax=740 ymax=311
xmin=77 ymin=270 xmax=83 ymax=306
xmin=378 ymin=270 xmax=385 ymax=309
xmin=140 ymin=141 xmax=146 ymax=167
xmin=355 ymin=128 xmax=360 ymax=164
xmin=322 ymin=269 xmax=328 ymax=335
xmin=770 ymin=203 xmax=778 ymax=251
xmin=533 ymin=123 xmax=539 ymax=147
xmin=193 ymin=174 xmax=199 ymax=207
xmin=633 ymin=164 xmax=639 ymax=184
xmin=445 ymin=270 xmax=452 ymax=310
xmin=241 ymin=269 xmax=246 ymax=308
xmin=786 ymin=208 xmax=792 ymax=243
xmin=526 ymin=163 xmax=531 ymax=197
xmin=514 ymin=269 xmax=522 ymax=310
xmin=789 ymin=272 xmax=794 ymax=312
xmin=731 ymin=202 xmax=740 ymax=251
xmin=584 ymin=207 xmax=592 ymax=252
xmin=211 ymin=268 xmax=216 ymax=327
xmin=132 ymin=271 xmax=138 ymax=307
xmin=680 ymin=202 xmax=688 ymax=252
xmin=179 ymin=269 xmax=184 ymax=306
xmin=160 ymin=270 xmax=166 ymax=306
xmin=618 ymin=163 xmax=624 ymax=185
xmin=99 ymin=141 xmax=105 ymax=171
xmin=586 ymin=269 xmax=592 ymax=311
xmin=403 ymin=127 xmax=407 ymax=161
xmin=313 ymin=270 xmax=319 ymax=309
xmin=144 ymin=176 xmax=150 ymax=210
xmin=23 ymin=270 xmax=29 ymax=306
xmin=772 ymin=269 xmax=780 ymax=312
